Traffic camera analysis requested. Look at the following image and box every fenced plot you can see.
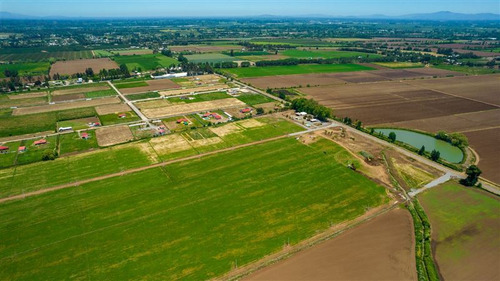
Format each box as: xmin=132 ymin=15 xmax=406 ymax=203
xmin=95 ymin=125 xmax=134 ymax=147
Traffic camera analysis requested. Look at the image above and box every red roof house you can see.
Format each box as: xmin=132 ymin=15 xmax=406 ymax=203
xmin=0 ymin=146 xmax=9 ymax=151
xmin=202 ymin=113 xmax=212 ymax=118
xmin=241 ymin=108 xmax=252 ymax=113
xmin=213 ymin=114 xmax=222 ymax=120
xmin=118 ymin=113 xmax=127 ymax=118
xmin=81 ymin=133 xmax=89 ymax=139
xmin=34 ymin=139 xmax=47 ymax=145
xmin=177 ymin=118 xmax=189 ymax=123
xmin=18 ymin=146 xmax=26 ymax=152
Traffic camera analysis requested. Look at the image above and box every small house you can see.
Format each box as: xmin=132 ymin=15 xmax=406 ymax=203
xmin=18 ymin=146 xmax=26 ymax=152
xmin=241 ymin=108 xmax=252 ymax=113
xmin=118 ymin=113 xmax=127 ymax=118
xmin=213 ymin=114 xmax=222 ymax=120
xmin=177 ymin=118 xmax=189 ymax=124
xmin=0 ymin=146 xmax=9 ymax=153
xmin=34 ymin=139 xmax=47 ymax=145
xmin=202 ymin=113 xmax=212 ymax=118
xmin=81 ymin=133 xmax=89 ymax=140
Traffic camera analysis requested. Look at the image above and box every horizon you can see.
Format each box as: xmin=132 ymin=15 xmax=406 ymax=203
xmin=1 ymin=0 xmax=499 ymax=18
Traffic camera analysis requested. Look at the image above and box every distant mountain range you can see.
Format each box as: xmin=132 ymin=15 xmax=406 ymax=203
xmin=0 ymin=11 xmax=499 ymax=21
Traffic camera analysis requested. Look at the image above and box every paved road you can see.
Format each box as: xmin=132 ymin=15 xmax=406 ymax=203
xmin=408 ymin=172 xmax=455 ymax=197
xmin=107 ymin=81 xmax=152 ymax=127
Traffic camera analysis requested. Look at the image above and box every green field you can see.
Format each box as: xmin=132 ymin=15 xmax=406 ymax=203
xmin=168 ymin=91 xmax=231 ymax=104
xmin=224 ymin=63 xmax=374 ymax=78
xmin=250 ymin=38 xmax=334 ymax=46
xmin=59 ymin=131 xmax=99 ymax=155
xmin=0 ymin=94 xmax=47 ymax=109
xmin=126 ymin=91 xmax=161 ymax=101
xmin=433 ymin=64 xmax=499 ymax=75
xmin=115 ymin=81 xmax=149 ymax=89
xmin=93 ymin=50 xmax=114 ymax=57
xmin=99 ymin=111 xmax=140 ymax=126
xmin=236 ymin=93 xmax=274 ymax=106
xmin=113 ymin=54 xmax=178 ymax=71
xmin=282 ymin=49 xmax=381 ymax=59
xmin=84 ymin=89 xmax=117 ymax=98
xmin=0 ymin=137 xmax=388 ymax=280
xmin=0 ymin=62 xmax=50 ymax=78
xmin=0 ymin=50 xmax=93 ymax=62
xmin=0 ymin=107 xmax=97 ymax=137
xmin=419 ymin=182 xmax=500 ymax=279
xmin=185 ymin=53 xmax=236 ymax=64
xmin=374 ymin=62 xmax=424 ymax=69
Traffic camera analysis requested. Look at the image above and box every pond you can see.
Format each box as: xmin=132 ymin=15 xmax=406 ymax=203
xmin=374 ymin=128 xmax=464 ymax=163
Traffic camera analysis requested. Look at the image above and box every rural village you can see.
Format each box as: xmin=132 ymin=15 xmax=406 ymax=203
xmin=0 ymin=9 xmax=499 ymax=281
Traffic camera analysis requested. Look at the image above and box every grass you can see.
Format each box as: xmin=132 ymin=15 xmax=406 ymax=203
xmin=250 ymin=38 xmax=334 ymax=46
xmin=433 ymin=64 xmax=499 ymax=75
xmin=418 ymin=182 xmax=500 ymax=279
xmin=113 ymin=54 xmax=178 ymax=71
xmin=0 ymin=107 xmax=97 ymax=137
xmin=114 ymin=81 xmax=149 ymax=89
xmin=185 ymin=53 xmax=236 ymax=64
xmin=98 ymin=111 xmax=140 ymax=126
xmin=0 ymin=62 xmax=50 ymax=78
xmin=0 ymin=137 xmax=387 ymax=280
xmin=0 ymin=95 xmax=47 ymax=109
xmin=0 ymin=141 xmax=20 ymax=168
xmin=57 ymin=118 xmax=95 ymax=131
xmin=126 ymin=91 xmax=161 ymax=101
xmin=168 ymin=91 xmax=231 ymax=104
xmin=16 ymin=135 xmax=58 ymax=165
xmin=0 ymin=50 xmax=93 ymax=62
xmin=235 ymin=93 xmax=274 ymax=106
xmin=224 ymin=63 xmax=374 ymax=78
xmin=84 ymin=89 xmax=117 ymax=98
xmin=0 ymin=144 xmax=155 ymax=199
xmin=282 ymin=49 xmax=381 ymax=59
xmin=93 ymin=49 xmax=114 ymax=57
xmin=374 ymin=62 xmax=424 ymax=69
xmin=59 ymin=131 xmax=99 ymax=155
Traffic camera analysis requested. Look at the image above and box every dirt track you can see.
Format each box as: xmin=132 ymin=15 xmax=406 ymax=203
xmin=244 ymin=208 xmax=416 ymax=281
xmin=0 ymin=135 xmax=288 ymax=204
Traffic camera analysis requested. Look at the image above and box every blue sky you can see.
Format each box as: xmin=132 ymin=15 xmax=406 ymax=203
xmin=1 ymin=0 xmax=499 ymax=17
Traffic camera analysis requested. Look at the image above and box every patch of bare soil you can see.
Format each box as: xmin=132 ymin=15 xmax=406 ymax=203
xmin=140 ymin=98 xmax=246 ymax=118
xmin=120 ymin=79 xmax=181 ymax=94
xmin=50 ymin=58 xmax=119 ymax=76
xmin=95 ymin=125 xmax=134 ymax=147
xmin=95 ymin=103 xmax=132 ymax=115
xmin=245 ymin=208 xmax=416 ymax=281
xmin=12 ymin=97 xmax=121 ymax=115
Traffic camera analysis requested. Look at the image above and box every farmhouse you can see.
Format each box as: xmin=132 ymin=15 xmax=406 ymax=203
xmin=18 ymin=146 xmax=26 ymax=152
xmin=118 ymin=113 xmax=127 ymax=118
xmin=81 ymin=133 xmax=90 ymax=140
xmin=177 ymin=118 xmax=189 ymax=124
xmin=0 ymin=146 xmax=9 ymax=153
xmin=241 ymin=108 xmax=252 ymax=113
xmin=34 ymin=139 xmax=47 ymax=145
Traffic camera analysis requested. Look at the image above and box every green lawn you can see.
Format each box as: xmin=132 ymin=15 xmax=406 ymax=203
xmin=282 ymin=49 xmax=381 ymax=59
xmin=93 ymin=49 xmax=114 ymax=57
xmin=185 ymin=53 xmax=236 ymax=64
xmin=433 ymin=64 xmax=499 ymax=75
xmin=224 ymin=63 xmax=374 ymax=78
xmin=0 ymin=137 xmax=388 ymax=280
xmin=113 ymin=54 xmax=178 ymax=71
xmin=236 ymin=93 xmax=274 ymax=106
xmin=0 ymin=62 xmax=50 ymax=78
xmin=59 ymin=131 xmax=99 ymax=155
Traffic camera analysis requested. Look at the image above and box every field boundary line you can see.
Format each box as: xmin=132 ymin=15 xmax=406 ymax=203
xmin=217 ymin=202 xmax=400 ymax=281
xmin=0 ymin=134 xmax=290 ymax=204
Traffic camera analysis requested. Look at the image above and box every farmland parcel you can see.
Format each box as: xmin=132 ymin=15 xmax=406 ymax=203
xmin=419 ymin=182 xmax=500 ymax=280
xmin=0 ymin=137 xmax=388 ymax=280
xmin=224 ymin=64 xmax=374 ymax=78
xmin=50 ymin=58 xmax=119 ymax=76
